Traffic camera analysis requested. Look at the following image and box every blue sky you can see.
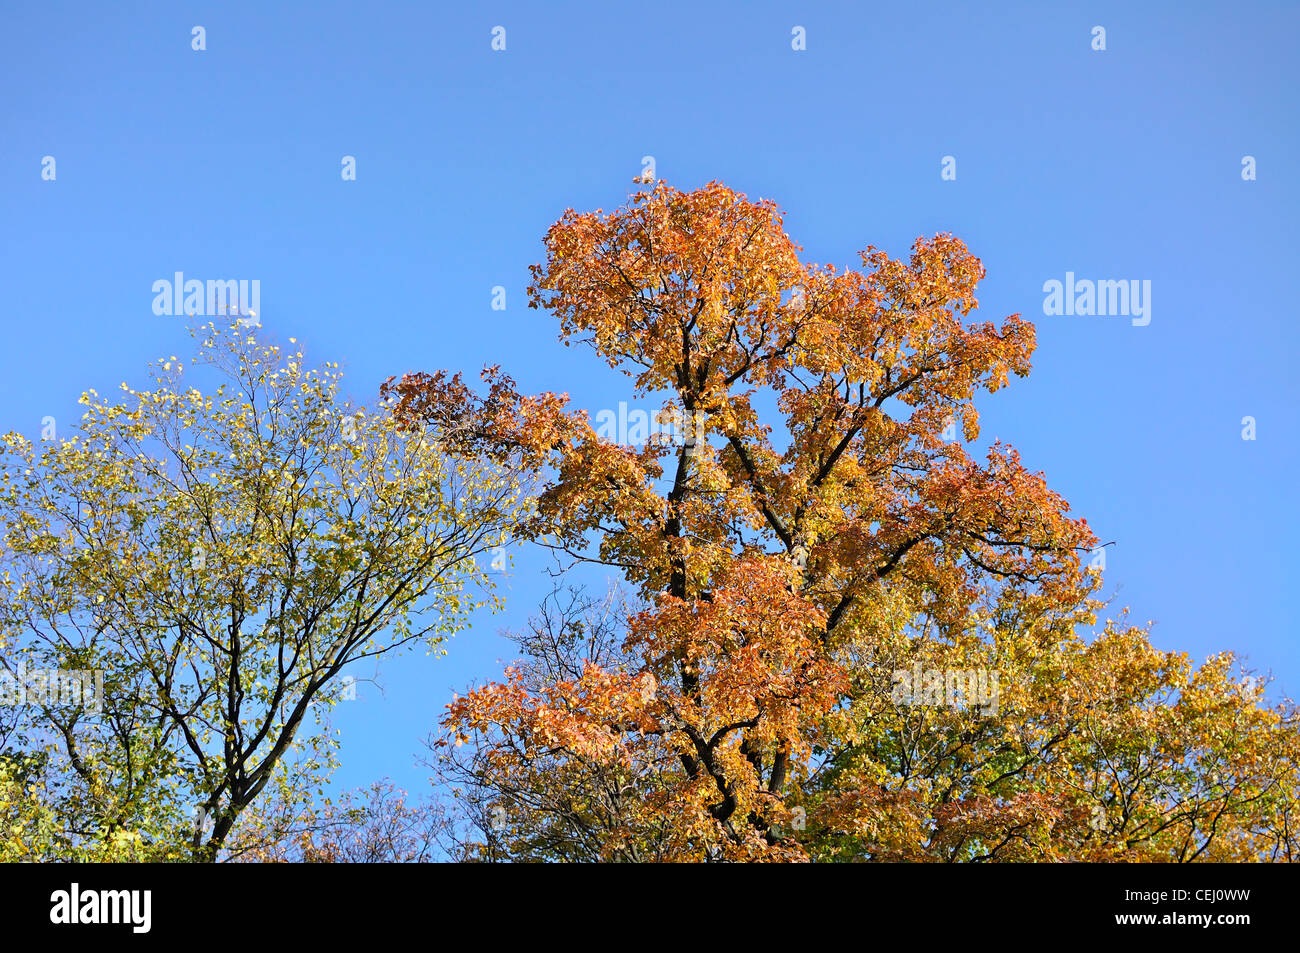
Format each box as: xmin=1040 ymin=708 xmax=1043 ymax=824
xmin=2 ymin=0 xmax=1296 ymax=799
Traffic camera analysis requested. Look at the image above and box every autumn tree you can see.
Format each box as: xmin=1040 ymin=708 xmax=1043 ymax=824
xmin=426 ymin=582 xmax=660 ymax=861
xmin=388 ymin=181 xmax=1300 ymax=862
xmin=0 ymin=321 xmax=529 ymax=861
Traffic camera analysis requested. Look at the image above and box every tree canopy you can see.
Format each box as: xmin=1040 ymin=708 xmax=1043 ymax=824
xmin=384 ymin=181 xmax=1300 ymax=862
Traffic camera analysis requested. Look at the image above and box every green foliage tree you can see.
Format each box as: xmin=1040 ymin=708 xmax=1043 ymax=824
xmin=0 ymin=322 xmax=529 ymax=861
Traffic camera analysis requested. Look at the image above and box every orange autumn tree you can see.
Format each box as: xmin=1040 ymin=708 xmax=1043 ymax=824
xmin=385 ymin=181 xmax=1300 ymax=862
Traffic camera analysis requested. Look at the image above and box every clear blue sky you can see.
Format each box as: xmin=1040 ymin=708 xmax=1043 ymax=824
xmin=2 ymin=0 xmax=1296 ymax=798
